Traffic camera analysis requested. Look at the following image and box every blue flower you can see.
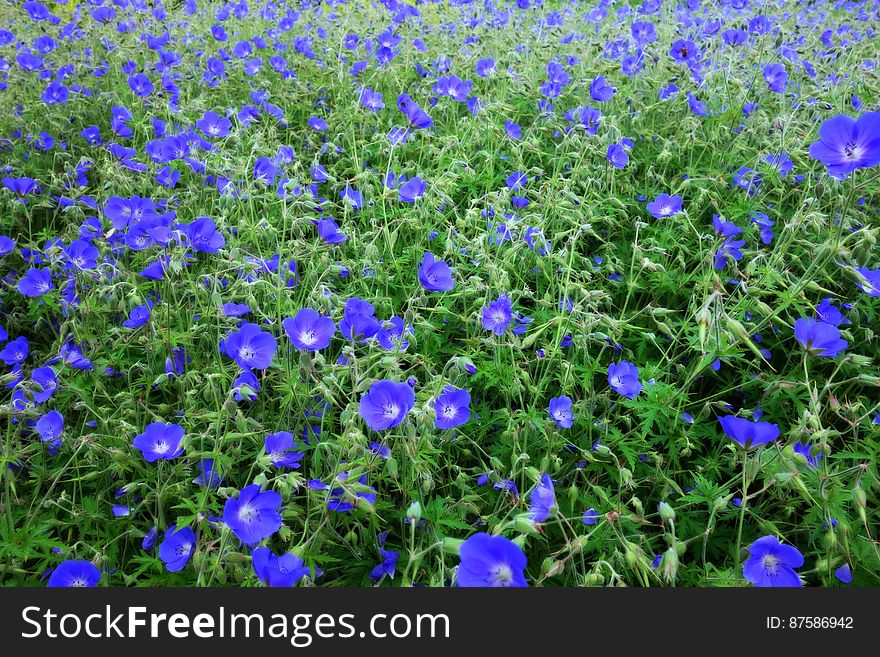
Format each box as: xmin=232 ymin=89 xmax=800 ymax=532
xmin=718 ymin=415 xmax=780 ymax=448
xmin=794 ymin=317 xmax=847 ymax=357
xmin=359 ymin=380 xmax=415 ymax=431
xmin=762 ymin=63 xmax=788 ymax=93
xmin=418 ymin=252 xmax=454 ymax=291
xmin=608 ymin=360 xmax=642 ymax=398
xmin=370 ymin=549 xmax=399 ymax=581
xmin=223 ymin=484 xmax=283 ymax=547
xmin=193 ymin=458 xmax=223 ymax=488
xmin=607 ymin=143 xmax=629 ymax=169
xmin=646 ymin=194 xmax=683 ymax=218
xmin=528 ymin=474 xmax=556 ymax=522
xmin=398 ymin=176 xmax=426 ymax=203
xmin=264 ymin=431 xmax=304 ymax=468
xmin=582 ymin=508 xmax=600 ymax=525
xmin=123 ymin=301 xmax=153 ymax=329
xmin=133 ymin=422 xmax=185 ymax=462
xmin=808 ymin=112 xmax=880 ymax=177
xmin=283 ymin=308 xmax=335 ymax=351
xmin=225 ymin=322 xmax=277 ymax=370
xmin=548 ymin=396 xmax=573 ymax=428
xmin=34 ymin=410 xmax=64 ymax=443
xmin=792 ymin=441 xmax=822 ymax=469
xmin=158 ymin=525 xmax=196 ymax=572
xmin=47 ymin=560 xmax=102 ymax=587
xmin=834 ymin=564 xmax=853 ymax=584
xmin=339 ymin=297 xmax=380 ymax=342
xmin=433 ymin=386 xmax=471 ymax=430
xmin=0 ymin=336 xmax=29 ymax=365
xmin=457 ymin=533 xmax=527 ymax=587
xmin=252 ymin=547 xmax=309 ymax=587
xmin=481 ymin=294 xmax=513 ymax=335
xmin=743 ymin=535 xmax=803 ymax=587
xmin=18 ymin=268 xmax=54 ymax=297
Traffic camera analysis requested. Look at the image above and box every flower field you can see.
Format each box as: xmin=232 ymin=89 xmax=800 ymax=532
xmin=1 ymin=0 xmax=879 ymax=588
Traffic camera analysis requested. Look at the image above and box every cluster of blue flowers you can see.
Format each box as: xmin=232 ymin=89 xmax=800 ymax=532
xmin=1 ymin=0 xmax=878 ymax=589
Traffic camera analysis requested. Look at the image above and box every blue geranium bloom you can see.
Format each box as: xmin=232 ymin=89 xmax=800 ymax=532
xmin=714 ymin=237 xmax=745 ymax=270
xmin=834 ymin=564 xmax=853 ymax=584
xmin=197 ymin=110 xmax=231 ymax=138
xmin=548 ymin=395 xmax=573 ymax=428
xmin=718 ymin=415 xmax=780 ymax=448
xmin=223 ymin=484 xmax=283 ymax=546
xmin=528 ymin=474 xmax=556 ymax=522
xmin=792 ymin=441 xmax=822 ymax=469
xmin=222 ymin=302 xmax=251 ymax=318
xmin=370 ymin=549 xmax=399 ymax=581
xmin=31 ymin=366 xmax=57 ymax=402
xmin=158 ymin=525 xmax=196 ymax=572
xmin=815 ymin=298 xmax=849 ymax=326
xmin=316 ymin=218 xmax=347 ymax=244
xmin=808 ymin=112 xmax=880 ymax=177
xmin=47 ymin=560 xmax=102 ymax=587
xmin=224 ymin=322 xmax=277 ymax=369
xmin=142 ymin=527 xmax=158 ymax=551
xmin=418 ymin=252 xmax=454 ymax=291
xmin=18 ymin=268 xmax=54 ymax=297
xmin=670 ymin=39 xmax=698 ymax=63
xmin=359 ymin=380 xmax=415 ymax=431
xmin=0 ymin=235 xmax=15 ymax=256
xmin=180 ymin=216 xmax=225 ymax=253
xmin=743 ymin=535 xmax=803 ymax=587
xmin=481 ymin=294 xmax=513 ymax=335
xmin=607 ymin=143 xmax=629 ymax=169
xmin=762 ymin=63 xmax=788 ymax=93
xmin=457 ymin=533 xmax=527 ymax=587
xmin=750 ymin=212 xmax=774 ymax=243
xmin=687 ymin=93 xmax=710 ymax=117
xmin=133 ymin=422 xmax=185 ymax=462
xmin=359 ymin=87 xmax=384 ymax=111
xmin=193 ymin=458 xmax=222 ymax=488
xmin=794 ymin=317 xmax=847 ymax=357
xmin=34 ymin=410 xmax=64 ymax=443
xmin=607 ymin=360 xmax=642 ymax=398
xmin=646 ymin=193 xmax=682 ymax=218
xmin=252 ymin=547 xmax=309 ymax=587
xmin=712 ymin=214 xmax=743 ymax=237
xmin=433 ymin=385 xmax=471 ymax=430
xmin=283 ymin=308 xmax=335 ymax=351
xmin=64 ymin=239 xmax=99 ymax=270
xmin=0 ymin=336 xmax=29 ymax=365
xmin=264 ymin=431 xmax=304 ymax=468
xmin=398 ymin=176 xmax=426 ymax=203
xmin=505 ymin=171 xmax=527 ymax=191
xmin=854 ymin=266 xmax=880 ymax=297
xmin=582 ymin=508 xmax=600 ymax=525
xmin=589 ymin=75 xmax=615 ymax=102
xmin=339 ymin=297 xmax=380 ymax=342
xmin=376 ymin=316 xmax=412 ymax=351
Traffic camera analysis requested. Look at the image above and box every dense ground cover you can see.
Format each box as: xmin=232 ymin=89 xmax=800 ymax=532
xmin=0 ymin=0 xmax=879 ymax=588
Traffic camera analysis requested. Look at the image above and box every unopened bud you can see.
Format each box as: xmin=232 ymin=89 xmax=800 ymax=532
xmin=442 ymin=537 xmax=463 ymax=556
xmin=406 ymin=500 xmax=422 ymax=522
xmin=660 ymin=547 xmax=679 ymax=583
xmin=658 ymin=501 xmax=676 ymax=523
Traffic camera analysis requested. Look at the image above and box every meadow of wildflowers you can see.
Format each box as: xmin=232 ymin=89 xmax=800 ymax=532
xmin=1 ymin=0 xmax=879 ymax=589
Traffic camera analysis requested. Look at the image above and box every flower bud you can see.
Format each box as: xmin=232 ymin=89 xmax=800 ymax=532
xmin=442 ymin=537 xmax=463 ymax=556
xmin=513 ymin=513 xmax=540 ymax=535
xmin=406 ymin=500 xmax=422 ymax=523
xmin=658 ymin=501 xmax=676 ymax=523
xmin=660 ymin=547 xmax=678 ymax=583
